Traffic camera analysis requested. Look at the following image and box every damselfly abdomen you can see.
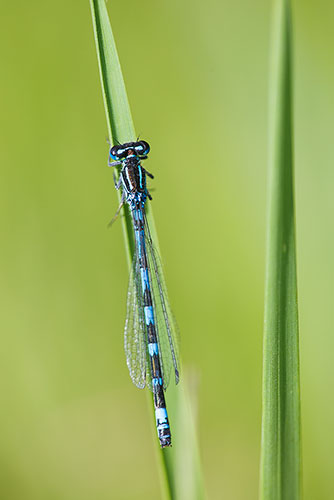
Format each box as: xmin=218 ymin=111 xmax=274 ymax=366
xmin=108 ymin=140 xmax=180 ymax=448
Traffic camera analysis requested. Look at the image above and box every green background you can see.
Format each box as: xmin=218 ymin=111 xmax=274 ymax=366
xmin=1 ymin=1 xmax=333 ymax=498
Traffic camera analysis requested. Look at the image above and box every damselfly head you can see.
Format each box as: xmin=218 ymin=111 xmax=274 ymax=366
xmin=109 ymin=140 xmax=150 ymax=161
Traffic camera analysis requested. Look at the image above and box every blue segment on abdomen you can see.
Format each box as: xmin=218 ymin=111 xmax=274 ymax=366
xmin=144 ymin=306 xmax=154 ymax=325
xmin=134 ymin=229 xmax=142 ymax=258
xmin=148 ymin=342 xmax=159 ymax=356
xmin=155 ymin=408 xmax=169 ymax=430
xmin=140 ymin=268 xmax=150 ymax=293
xmin=134 ymin=227 xmax=146 ymax=260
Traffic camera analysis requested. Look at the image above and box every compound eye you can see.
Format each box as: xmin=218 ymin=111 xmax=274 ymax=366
xmin=135 ymin=140 xmax=150 ymax=156
xmin=109 ymin=145 xmax=120 ymax=160
xmin=110 ymin=145 xmax=128 ymax=160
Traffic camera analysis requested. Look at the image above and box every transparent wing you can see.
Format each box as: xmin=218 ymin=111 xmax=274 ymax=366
xmin=144 ymin=214 xmax=180 ymax=389
xmin=124 ymin=254 xmax=149 ymax=389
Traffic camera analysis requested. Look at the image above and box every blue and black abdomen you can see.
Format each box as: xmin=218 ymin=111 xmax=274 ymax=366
xmin=132 ymin=208 xmax=171 ymax=447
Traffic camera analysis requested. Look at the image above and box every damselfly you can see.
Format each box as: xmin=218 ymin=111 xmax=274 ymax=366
xmin=109 ymin=140 xmax=180 ymax=448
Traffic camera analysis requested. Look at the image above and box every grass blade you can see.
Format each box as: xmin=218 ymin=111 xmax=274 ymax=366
xmin=158 ymin=373 xmax=206 ymax=500
xmin=90 ymin=0 xmax=160 ymax=263
xmin=89 ymin=1 xmax=135 ymax=145
xmin=260 ymin=0 xmax=301 ymax=498
xmin=90 ymin=2 xmax=205 ymax=499
xmin=90 ymin=0 xmax=136 ymax=260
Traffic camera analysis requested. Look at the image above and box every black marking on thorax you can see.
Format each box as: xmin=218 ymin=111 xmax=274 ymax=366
xmin=122 ymin=157 xmax=146 ymax=194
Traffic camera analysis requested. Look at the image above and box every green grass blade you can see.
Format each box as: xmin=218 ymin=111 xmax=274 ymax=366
xmin=90 ymin=0 xmax=136 ymax=260
xmin=89 ymin=1 xmax=135 ymax=145
xmin=89 ymin=2 xmax=205 ymax=499
xmin=260 ymin=0 xmax=301 ymax=499
xmin=90 ymin=0 xmax=161 ymax=263
xmin=158 ymin=375 xmax=206 ymax=500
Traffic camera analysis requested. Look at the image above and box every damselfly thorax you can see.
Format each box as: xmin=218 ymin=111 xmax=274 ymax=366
xmin=121 ymin=153 xmax=147 ymax=195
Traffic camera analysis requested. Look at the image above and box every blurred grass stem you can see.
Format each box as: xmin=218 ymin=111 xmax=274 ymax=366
xmin=259 ymin=0 xmax=301 ymax=498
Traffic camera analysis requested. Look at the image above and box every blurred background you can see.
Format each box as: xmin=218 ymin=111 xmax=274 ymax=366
xmin=1 ymin=0 xmax=333 ymax=498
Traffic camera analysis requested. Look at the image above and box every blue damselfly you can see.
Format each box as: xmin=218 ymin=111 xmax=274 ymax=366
xmin=109 ymin=140 xmax=180 ymax=448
